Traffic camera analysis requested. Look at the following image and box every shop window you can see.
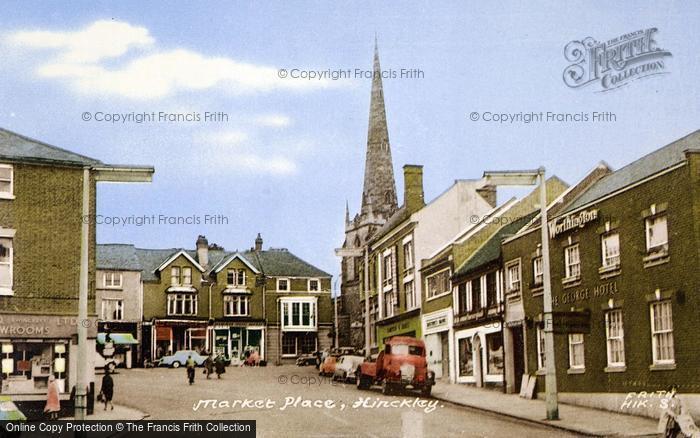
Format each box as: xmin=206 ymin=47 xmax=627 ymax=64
xmin=458 ymin=338 xmax=473 ymax=377
xmin=486 ymin=334 xmax=504 ymax=375
xmin=0 ymin=237 xmax=13 ymax=294
xmin=568 ymin=333 xmax=585 ymax=369
xmin=605 ymin=309 xmax=625 ymax=367
xmin=650 ymin=301 xmax=674 ymax=364
xmin=645 ymin=215 xmax=668 ymax=253
xmin=564 ymin=244 xmax=581 ymax=280
xmin=601 ymin=233 xmax=621 ymax=268
xmin=282 ymin=333 xmax=296 ymax=356
xmin=1 ymin=342 xmax=65 ymax=394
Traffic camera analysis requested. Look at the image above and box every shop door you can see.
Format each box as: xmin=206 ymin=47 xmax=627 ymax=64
xmin=440 ymin=332 xmax=449 ymax=379
xmin=425 ymin=333 xmax=443 ymax=379
xmin=512 ymin=327 xmax=525 ymax=393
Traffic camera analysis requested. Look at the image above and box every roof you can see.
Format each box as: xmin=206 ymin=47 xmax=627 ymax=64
xmin=0 ymin=128 xmax=102 ymax=167
xmin=97 ymin=244 xmax=142 ymax=271
xmin=97 ymin=244 xmax=331 ymax=281
xmin=453 ymin=211 xmax=538 ymax=279
xmin=564 ymin=130 xmax=700 ymax=213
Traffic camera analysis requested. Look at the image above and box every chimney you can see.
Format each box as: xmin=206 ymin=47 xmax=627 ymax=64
xmin=477 ymin=184 xmax=497 ymax=208
xmin=403 ymin=164 xmax=425 ymax=213
xmin=255 ymin=233 xmax=263 ymax=252
xmin=196 ymin=235 xmax=209 ymax=268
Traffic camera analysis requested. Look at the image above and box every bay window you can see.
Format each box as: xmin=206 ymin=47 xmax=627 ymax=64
xmin=167 ymin=293 xmax=198 ymax=316
xmin=281 ymin=298 xmax=317 ymax=330
xmin=224 ymin=295 xmax=249 ymax=316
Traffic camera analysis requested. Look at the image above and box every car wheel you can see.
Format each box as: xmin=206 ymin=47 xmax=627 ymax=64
xmin=421 ymin=384 xmax=432 ymax=397
xmin=172 ymin=361 xmax=180 ymax=368
xmin=356 ymin=370 xmax=369 ymax=390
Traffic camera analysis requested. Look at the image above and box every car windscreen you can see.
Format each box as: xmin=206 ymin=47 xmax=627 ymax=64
xmin=389 ymin=344 xmax=422 ymax=356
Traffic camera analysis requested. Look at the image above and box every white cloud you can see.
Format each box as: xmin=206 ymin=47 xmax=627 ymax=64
xmin=254 ymin=114 xmax=292 ymax=127
xmin=234 ymin=154 xmax=297 ymax=175
xmin=6 ymin=20 xmax=340 ymax=100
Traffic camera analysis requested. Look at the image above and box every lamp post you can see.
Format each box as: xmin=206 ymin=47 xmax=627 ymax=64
xmin=482 ymin=167 xmax=558 ymax=420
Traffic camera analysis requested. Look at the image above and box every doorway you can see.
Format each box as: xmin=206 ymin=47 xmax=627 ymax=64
xmin=512 ymin=327 xmax=525 ymax=393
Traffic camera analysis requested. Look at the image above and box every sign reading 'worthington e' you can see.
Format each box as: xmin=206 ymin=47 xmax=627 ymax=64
xmin=549 ymin=209 xmax=599 ymax=238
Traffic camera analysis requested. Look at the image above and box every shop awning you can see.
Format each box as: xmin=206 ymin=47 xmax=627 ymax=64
xmin=97 ymin=333 xmax=139 ymax=345
xmin=0 ymin=396 xmax=27 ymax=420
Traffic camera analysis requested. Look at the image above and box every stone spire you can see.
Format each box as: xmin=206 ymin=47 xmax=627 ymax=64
xmin=360 ymin=38 xmax=397 ymax=221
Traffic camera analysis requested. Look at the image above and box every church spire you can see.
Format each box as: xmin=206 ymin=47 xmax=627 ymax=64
xmin=360 ymin=38 xmax=397 ymax=220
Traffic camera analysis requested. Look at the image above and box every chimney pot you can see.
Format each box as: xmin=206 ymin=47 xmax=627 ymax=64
xmin=196 ymin=235 xmax=209 ymax=268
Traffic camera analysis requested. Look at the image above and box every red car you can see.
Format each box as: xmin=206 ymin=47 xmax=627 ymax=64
xmin=355 ymin=336 xmax=435 ymax=396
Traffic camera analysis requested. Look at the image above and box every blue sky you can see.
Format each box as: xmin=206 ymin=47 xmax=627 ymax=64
xmin=1 ymin=1 xmax=699 ymax=288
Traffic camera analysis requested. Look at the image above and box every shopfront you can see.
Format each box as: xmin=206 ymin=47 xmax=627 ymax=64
xmin=0 ymin=313 xmax=97 ymax=397
xmin=151 ymin=319 xmax=209 ymax=360
xmin=375 ymin=311 xmax=422 ymax=346
xmin=422 ymin=309 xmax=453 ymax=381
xmin=454 ymin=322 xmax=504 ymax=387
xmin=212 ymin=324 xmax=265 ymax=363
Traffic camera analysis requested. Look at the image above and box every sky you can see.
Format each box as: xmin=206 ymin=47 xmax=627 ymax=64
xmin=1 ymin=1 xmax=699 ymax=291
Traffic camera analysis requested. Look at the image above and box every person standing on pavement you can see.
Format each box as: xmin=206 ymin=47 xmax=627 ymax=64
xmin=204 ymin=353 xmax=214 ymax=379
xmin=214 ymin=354 xmax=226 ymax=379
xmin=44 ymin=375 xmax=60 ymax=420
xmin=101 ymin=367 xmax=114 ymax=411
xmin=186 ymin=355 xmax=196 ymax=385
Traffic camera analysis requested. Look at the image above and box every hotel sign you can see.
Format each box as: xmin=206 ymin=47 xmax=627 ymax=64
xmin=549 ymin=209 xmax=599 ymax=238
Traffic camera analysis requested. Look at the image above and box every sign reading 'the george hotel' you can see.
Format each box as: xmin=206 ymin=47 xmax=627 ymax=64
xmin=548 ymin=209 xmax=599 ymax=238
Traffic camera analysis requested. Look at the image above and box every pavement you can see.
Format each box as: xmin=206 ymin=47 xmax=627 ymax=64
xmin=431 ymin=381 xmax=660 ymax=437
xmin=101 ymin=365 xmax=581 ymax=437
xmin=67 ymin=403 xmax=147 ymax=421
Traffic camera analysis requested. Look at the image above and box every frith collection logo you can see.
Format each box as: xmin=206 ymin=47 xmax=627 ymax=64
xmin=563 ymin=28 xmax=672 ymax=92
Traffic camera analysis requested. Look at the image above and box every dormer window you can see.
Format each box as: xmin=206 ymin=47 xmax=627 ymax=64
xmin=0 ymin=165 xmax=13 ymax=199
xmin=182 ymin=267 xmax=192 ymax=286
xmin=227 ymin=269 xmax=246 ymax=288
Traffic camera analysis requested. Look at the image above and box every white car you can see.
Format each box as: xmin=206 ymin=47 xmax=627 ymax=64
xmin=333 ymin=355 xmax=365 ymax=383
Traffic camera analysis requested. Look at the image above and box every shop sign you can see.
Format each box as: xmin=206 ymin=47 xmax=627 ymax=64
xmin=0 ymin=314 xmax=98 ymax=338
xmin=549 ymin=209 xmax=599 ymax=238
xmin=425 ymin=315 xmax=447 ymax=331
xmin=551 ymin=310 xmax=591 ymax=334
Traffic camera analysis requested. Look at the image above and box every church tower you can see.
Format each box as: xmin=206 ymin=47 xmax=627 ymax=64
xmin=338 ymin=39 xmax=398 ymax=349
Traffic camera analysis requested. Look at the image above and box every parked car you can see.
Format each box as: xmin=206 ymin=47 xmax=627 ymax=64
xmin=333 ymin=355 xmax=365 ymax=382
xmin=158 ymin=350 xmax=207 ymax=368
xmin=296 ymin=351 xmax=320 ymax=367
xmin=318 ymin=355 xmax=337 ymax=377
xmin=94 ymin=351 xmax=123 ymax=372
xmin=355 ymin=336 xmax=435 ymax=396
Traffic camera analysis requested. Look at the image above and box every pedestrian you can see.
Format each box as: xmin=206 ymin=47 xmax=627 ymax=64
xmin=204 ymin=354 xmax=214 ymax=379
xmin=659 ymin=385 xmax=700 ymax=438
xmin=100 ymin=367 xmax=114 ymax=411
xmin=44 ymin=375 xmax=60 ymax=420
xmin=186 ymin=354 xmax=196 ymax=385
xmin=214 ymin=354 xmax=226 ymax=379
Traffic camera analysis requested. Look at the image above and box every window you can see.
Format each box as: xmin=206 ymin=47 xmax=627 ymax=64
xmin=281 ymin=299 xmax=317 ymax=330
xmin=224 ymin=295 xmax=249 ymax=316
xmin=167 ymin=293 xmax=198 ymax=316
xmin=308 ymin=279 xmax=319 ymax=292
xmin=458 ymin=338 xmax=473 ymax=377
xmin=404 ymin=280 xmax=416 ymax=310
xmin=651 ymin=301 xmax=674 ymax=364
xmin=101 ymin=299 xmax=123 ymax=320
xmin=403 ymin=241 xmax=414 ymax=270
xmin=601 ymin=234 xmax=620 ymax=268
xmin=0 ymin=165 xmax=13 ymax=198
xmin=182 ymin=267 xmax=192 ymax=286
xmin=486 ymin=334 xmax=504 ymax=375
xmin=605 ymin=310 xmax=625 ymax=367
xmin=533 ymin=257 xmax=543 ymax=285
xmin=564 ymin=245 xmax=581 ymax=279
xmin=282 ymin=333 xmax=316 ymax=356
xmin=486 ymin=272 xmax=497 ymax=307
xmin=382 ymin=253 xmax=393 ymax=288
xmin=426 ymin=269 xmax=450 ymax=299
xmin=170 ymin=267 xmax=181 ymax=286
xmin=506 ymin=261 xmax=521 ymax=293
xmin=536 ymin=327 xmax=546 ymax=370
xmin=277 ymin=278 xmax=289 ymax=291
xmin=457 ymin=283 xmax=468 ymax=314
xmin=470 ymin=278 xmax=481 ymax=311
xmin=227 ymin=269 xmax=246 ymax=288
xmin=104 ymin=272 xmax=122 ymax=288
xmin=383 ymin=291 xmax=394 ymax=318
xmin=0 ymin=237 xmax=13 ymax=293
xmin=282 ymin=333 xmax=296 ymax=356
xmin=645 ymin=215 xmax=668 ymax=252
xmin=568 ymin=333 xmax=585 ymax=369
